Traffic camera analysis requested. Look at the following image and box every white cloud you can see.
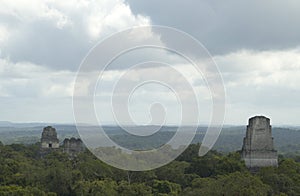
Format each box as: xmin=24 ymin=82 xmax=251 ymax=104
xmin=215 ymin=48 xmax=300 ymax=89
xmin=0 ymin=25 xmax=9 ymax=43
xmin=87 ymin=2 xmax=150 ymax=40
xmin=0 ymin=58 xmax=74 ymax=97
xmin=0 ymin=0 xmax=71 ymax=28
xmin=1 ymin=1 xmax=183 ymax=123
xmin=1 ymin=1 xmax=299 ymax=125
xmin=0 ymin=0 xmax=151 ymax=70
xmin=214 ymin=48 xmax=300 ymax=124
xmin=92 ymin=64 xmax=212 ymax=125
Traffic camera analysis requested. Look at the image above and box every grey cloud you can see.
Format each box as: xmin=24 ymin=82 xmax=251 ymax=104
xmin=1 ymin=1 xmax=299 ymax=125
xmin=127 ymin=0 xmax=300 ymax=54
xmin=0 ymin=1 xmax=150 ymax=71
xmin=2 ymin=20 xmax=90 ymax=71
xmin=227 ymin=85 xmax=300 ymax=108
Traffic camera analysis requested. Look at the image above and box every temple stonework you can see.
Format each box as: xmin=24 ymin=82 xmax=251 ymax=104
xmin=63 ymin=138 xmax=84 ymax=157
xmin=41 ymin=126 xmax=59 ymax=149
xmin=40 ymin=126 xmax=84 ymax=157
xmin=241 ymin=116 xmax=278 ymax=169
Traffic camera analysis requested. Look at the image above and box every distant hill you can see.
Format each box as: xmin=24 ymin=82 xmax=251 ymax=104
xmin=0 ymin=121 xmax=50 ymax=128
xmin=0 ymin=121 xmax=14 ymax=127
xmin=0 ymin=124 xmax=299 ymax=155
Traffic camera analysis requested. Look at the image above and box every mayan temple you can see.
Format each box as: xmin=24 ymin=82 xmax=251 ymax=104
xmin=62 ymin=137 xmax=85 ymax=157
xmin=41 ymin=126 xmax=59 ymax=149
xmin=241 ymin=116 xmax=278 ymax=170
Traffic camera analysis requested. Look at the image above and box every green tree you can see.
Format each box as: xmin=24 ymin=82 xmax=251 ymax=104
xmin=182 ymin=172 xmax=270 ymax=196
xmin=152 ymin=180 xmax=181 ymax=195
xmin=118 ymin=181 xmax=152 ymax=196
xmin=73 ymin=179 xmax=118 ymax=196
xmin=176 ymin=143 xmax=200 ymax=162
xmin=75 ymin=152 xmax=121 ymax=181
xmin=0 ymin=185 xmax=54 ymax=196
xmin=155 ymin=161 xmax=192 ymax=187
xmin=259 ymin=159 xmax=300 ymax=195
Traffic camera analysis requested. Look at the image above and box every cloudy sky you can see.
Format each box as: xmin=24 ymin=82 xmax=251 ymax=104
xmin=0 ymin=0 xmax=300 ymax=125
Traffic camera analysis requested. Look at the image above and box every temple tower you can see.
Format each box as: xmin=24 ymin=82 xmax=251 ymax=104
xmin=241 ymin=116 xmax=278 ymax=169
xmin=63 ymin=137 xmax=84 ymax=157
xmin=41 ymin=126 xmax=59 ymax=149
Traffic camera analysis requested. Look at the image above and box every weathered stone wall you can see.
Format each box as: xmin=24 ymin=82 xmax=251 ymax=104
xmin=40 ymin=126 xmax=59 ymax=149
xmin=63 ymin=137 xmax=84 ymax=156
xmin=241 ymin=116 xmax=278 ymax=168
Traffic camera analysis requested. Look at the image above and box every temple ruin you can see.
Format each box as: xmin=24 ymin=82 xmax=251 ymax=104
xmin=241 ymin=116 xmax=278 ymax=169
xmin=40 ymin=126 xmax=84 ymax=157
xmin=41 ymin=126 xmax=59 ymax=149
xmin=63 ymin=137 xmax=85 ymax=157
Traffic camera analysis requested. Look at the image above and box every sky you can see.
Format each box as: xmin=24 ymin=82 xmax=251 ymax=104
xmin=0 ymin=0 xmax=300 ymax=125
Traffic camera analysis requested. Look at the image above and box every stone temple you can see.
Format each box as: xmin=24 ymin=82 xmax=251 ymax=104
xmin=41 ymin=126 xmax=59 ymax=149
xmin=63 ymin=137 xmax=85 ymax=157
xmin=241 ymin=116 xmax=278 ymax=169
xmin=40 ymin=126 xmax=84 ymax=157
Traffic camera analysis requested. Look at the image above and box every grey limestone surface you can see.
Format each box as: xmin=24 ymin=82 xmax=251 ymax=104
xmin=63 ymin=137 xmax=85 ymax=157
xmin=241 ymin=116 xmax=278 ymax=168
xmin=41 ymin=126 xmax=59 ymax=149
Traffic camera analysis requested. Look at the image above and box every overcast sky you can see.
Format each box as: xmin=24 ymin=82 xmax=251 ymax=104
xmin=0 ymin=0 xmax=300 ymax=125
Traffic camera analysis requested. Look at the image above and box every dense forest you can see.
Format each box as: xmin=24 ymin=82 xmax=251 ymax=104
xmin=0 ymin=142 xmax=300 ymax=195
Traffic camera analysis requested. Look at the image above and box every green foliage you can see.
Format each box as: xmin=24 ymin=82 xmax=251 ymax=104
xmin=152 ymin=180 xmax=181 ymax=195
xmin=0 ymin=185 xmax=54 ymax=196
xmin=154 ymin=160 xmax=200 ymax=188
xmin=73 ymin=179 xmax=118 ymax=196
xmin=258 ymin=159 xmax=300 ymax=195
xmin=118 ymin=181 xmax=152 ymax=196
xmin=0 ymin=143 xmax=299 ymax=195
xmin=186 ymin=149 xmax=246 ymax=178
xmin=176 ymin=143 xmax=200 ymax=162
xmin=183 ymin=172 xmax=270 ymax=196
xmin=127 ymin=170 xmax=157 ymax=184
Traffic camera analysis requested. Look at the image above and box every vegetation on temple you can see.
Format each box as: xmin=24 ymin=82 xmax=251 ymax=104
xmin=0 ymin=142 xmax=300 ymax=195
